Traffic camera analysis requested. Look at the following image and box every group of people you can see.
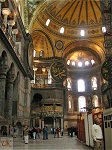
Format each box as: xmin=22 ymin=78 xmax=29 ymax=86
xmin=23 ymin=126 xmax=41 ymax=144
xmin=23 ymin=126 xmax=64 ymax=144
xmin=1 ymin=126 xmax=17 ymax=137
xmin=28 ymin=127 xmax=41 ymax=139
xmin=4 ymin=118 xmax=103 ymax=150
xmin=67 ymin=126 xmax=78 ymax=137
xmin=53 ymin=127 xmax=63 ymax=138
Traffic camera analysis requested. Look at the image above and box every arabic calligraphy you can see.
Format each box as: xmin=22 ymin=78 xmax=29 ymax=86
xmin=50 ymin=61 xmax=67 ymax=82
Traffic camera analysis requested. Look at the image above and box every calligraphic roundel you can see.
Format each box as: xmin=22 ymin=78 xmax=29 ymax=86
xmin=50 ymin=61 xmax=67 ymax=82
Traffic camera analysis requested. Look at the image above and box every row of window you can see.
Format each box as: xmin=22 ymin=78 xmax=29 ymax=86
xmin=68 ymin=95 xmax=99 ymax=112
xmin=67 ymin=59 xmax=95 ymax=67
xmin=67 ymin=77 xmax=97 ymax=91
xmin=46 ymin=19 xmax=88 ymax=36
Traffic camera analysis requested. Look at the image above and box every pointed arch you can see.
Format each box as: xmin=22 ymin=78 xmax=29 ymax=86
xmin=0 ymin=51 xmax=8 ymax=65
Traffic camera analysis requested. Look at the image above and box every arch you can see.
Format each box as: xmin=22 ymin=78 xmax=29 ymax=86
xmin=1 ymin=125 xmax=7 ymax=136
xmin=0 ymin=51 xmax=8 ymax=65
xmin=7 ymin=63 xmax=15 ymax=77
xmin=16 ymin=122 xmax=22 ymax=136
xmin=32 ymin=93 xmax=42 ymax=104
xmin=31 ymin=30 xmax=55 ymax=57
xmin=62 ymin=40 xmax=105 ymax=63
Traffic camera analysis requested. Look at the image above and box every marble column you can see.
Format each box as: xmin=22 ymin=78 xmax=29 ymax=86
xmin=6 ymin=68 xmax=15 ymax=123
xmin=42 ymin=120 xmax=44 ymax=129
xmin=33 ymin=118 xmax=35 ymax=127
xmin=0 ymin=64 xmax=8 ymax=117
xmin=53 ymin=118 xmax=56 ymax=128
xmin=13 ymin=75 xmax=19 ymax=117
xmin=61 ymin=118 xmax=63 ymax=129
xmin=39 ymin=118 xmax=41 ymax=128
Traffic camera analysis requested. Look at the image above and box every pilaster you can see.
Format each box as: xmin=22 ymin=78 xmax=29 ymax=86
xmin=0 ymin=64 xmax=8 ymax=116
xmin=6 ymin=69 xmax=15 ymax=123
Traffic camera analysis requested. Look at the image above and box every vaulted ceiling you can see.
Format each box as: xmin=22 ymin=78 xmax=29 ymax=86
xmin=29 ymin=0 xmax=105 ymax=65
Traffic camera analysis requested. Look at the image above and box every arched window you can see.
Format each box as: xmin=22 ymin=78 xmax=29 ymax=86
xmin=46 ymin=19 xmax=50 ymax=26
xmin=68 ymin=95 xmax=73 ymax=112
xmin=67 ymin=60 xmax=70 ymax=65
xmin=60 ymin=27 xmax=65 ymax=34
xmin=67 ymin=78 xmax=72 ymax=91
xmin=72 ymin=61 xmax=75 ymax=66
xmin=33 ymin=50 xmax=36 ymax=57
xmin=91 ymin=77 xmax=97 ymax=90
xmin=85 ymin=61 xmax=89 ymax=66
xmin=78 ymin=61 xmax=82 ymax=67
xmin=92 ymin=95 xmax=99 ymax=108
xmin=91 ymin=59 xmax=95 ymax=65
xmin=78 ymin=96 xmax=86 ymax=112
xmin=48 ymin=70 xmax=52 ymax=84
xmin=69 ymin=100 xmax=72 ymax=109
xmin=39 ymin=50 xmax=44 ymax=58
xmin=77 ymin=79 xmax=85 ymax=92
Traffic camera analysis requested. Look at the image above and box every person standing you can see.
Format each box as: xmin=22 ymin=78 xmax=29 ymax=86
xmin=43 ymin=126 xmax=46 ymax=140
xmin=45 ymin=126 xmax=48 ymax=139
xmin=92 ymin=118 xmax=103 ymax=150
xmin=32 ymin=127 xmax=37 ymax=140
xmin=53 ymin=127 xmax=56 ymax=138
xmin=71 ymin=127 xmax=73 ymax=137
xmin=24 ymin=126 xmax=29 ymax=144
xmin=61 ymin=128 xmax=63 ymax=136
xmin=37 ymin=127 xmax=41 ymax=139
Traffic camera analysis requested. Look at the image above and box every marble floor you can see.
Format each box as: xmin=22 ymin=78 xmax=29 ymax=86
xmin=0 ymin=134 xmax=93 ymax=150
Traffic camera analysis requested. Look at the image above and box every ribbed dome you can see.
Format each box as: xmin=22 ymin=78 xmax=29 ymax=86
xmin=34 ymin=0 xmax=102 ymax=38
xmin=46 ymin=0 xmax=101 ymax=27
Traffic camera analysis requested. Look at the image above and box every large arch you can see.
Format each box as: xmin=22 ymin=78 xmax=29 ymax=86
xmin=62 ymin=40 xmax=105 ymax=63
xmin=0 ymin=51 xmax=8 ymax=65
xmin=31 ymin=30 xmax=55 ymax=57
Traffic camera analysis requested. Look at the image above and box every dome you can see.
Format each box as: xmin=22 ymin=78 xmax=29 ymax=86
xmin=30 ymin=0 xmax=102 ymax=38
xmin=45 ymin=0 xmax=102 ymax=27
xmin=29 ymin=0 xmax=105 ymax=62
